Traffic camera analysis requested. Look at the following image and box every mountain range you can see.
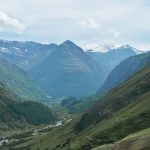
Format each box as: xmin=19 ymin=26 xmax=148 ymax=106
xmin=0 ymin=39 xmax=143 ymax=97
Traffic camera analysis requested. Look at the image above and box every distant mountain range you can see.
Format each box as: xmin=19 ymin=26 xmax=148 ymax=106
xmin=0 ymin=40 xmax=57 ymax=70
xmin=0 ymin=39 xmax=146 ymax=97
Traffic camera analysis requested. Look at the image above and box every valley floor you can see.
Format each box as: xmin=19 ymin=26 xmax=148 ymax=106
xmin=0 ymin=118 xmax=72 ymax=150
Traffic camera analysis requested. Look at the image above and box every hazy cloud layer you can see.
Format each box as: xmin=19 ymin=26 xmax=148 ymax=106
xmin=0 ymin=0 xmax=149 ymax=50
xmin=0 ymin=11 xmax=24 ymax=33
xmin=79 ymin=18 xmax=101 ymax=29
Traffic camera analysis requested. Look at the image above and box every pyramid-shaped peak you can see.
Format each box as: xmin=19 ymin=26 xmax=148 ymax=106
xmin=120 ymin=44 xmax=133 ymax=49
xmin=62 ymin=40 xmax=77 ymax=46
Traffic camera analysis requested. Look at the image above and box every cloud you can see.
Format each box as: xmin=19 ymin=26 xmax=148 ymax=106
xmin=135 ymin=43 xmax=150 ymax=51
xmin=84 ymin=43 xmax=116 ymax=52
xmin=114 ymin=31 xmax=121 ymax=39
xmin=79 ymin=18 xmax=101 ymax=29
xmin=0 ymin=11 xmax=24 ymax=33
xmin=0 ymin=0 xmax=149 ymax=48
xmin=84 ymin=43 xmax=99 ymax=50
xmin=111 ymin=29 xmax=121 ymax=39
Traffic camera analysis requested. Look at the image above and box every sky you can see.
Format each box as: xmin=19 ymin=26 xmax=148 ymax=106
xmin=0 ymin=0 xmax=150 ymax=50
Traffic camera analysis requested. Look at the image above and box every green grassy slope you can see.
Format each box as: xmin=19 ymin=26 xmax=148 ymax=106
xmin=92 ymin=128 xmax=150 ymax=150
xmin=9 ymin=64 xmax=150 ymax=150
xmin=73 ymin=64 xmax=150 ymax=149
xmin=76 ymin=62 xmax=150 ymax=131
xmin=0 ymin=58 xmax=50 ymax=102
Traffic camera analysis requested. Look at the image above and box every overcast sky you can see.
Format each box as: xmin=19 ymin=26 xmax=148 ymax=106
xmin=0 ymin=0 xmax=150 ymax=50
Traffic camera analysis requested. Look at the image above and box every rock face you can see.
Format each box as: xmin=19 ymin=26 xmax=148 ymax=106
xmin=0 ymin=40 xmax=58 ymax=70
xmin=97 ymin=52 xmax=150 ymax=96
xmin=29 ymin=40 xmax=107 ymax=97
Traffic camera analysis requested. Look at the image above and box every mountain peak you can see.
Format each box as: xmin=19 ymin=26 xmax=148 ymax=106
xmin=119 ymin=44 xmax=140 ymax=54
xmin=120 ymin=44 xmax=133 ymax=49
xmin=62 ymin=40 xmax=76 ymax=46
xmin=60 ymin=40 xmax=83 ymax=52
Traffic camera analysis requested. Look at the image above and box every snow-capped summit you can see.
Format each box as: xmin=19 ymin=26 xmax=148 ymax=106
xmin=85 ymin=43 xmax=115 ymax=53
xmin=119 ymin=44 xmax=137 ymax=51
xmin=120 ymin=44 xmax=132 ymax=49
xmin=85 ymin=43 xmax=147 ymax=54
xmin=119 ymin=44 xmax=148 ymax=54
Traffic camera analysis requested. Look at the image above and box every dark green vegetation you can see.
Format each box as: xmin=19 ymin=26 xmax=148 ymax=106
xmin=87 ymin=45 xmax=136 ymax=76
xmin=0 ymin=57 xmax=51 ymax=102
xmin=61 ymin=96 xmax=100 ymax=115
xmin=0 ymin=82 xmax=56 ymax=130
xmin=8 ymin=62 xmax=150 ymax=150
xmin=97 ymin=52 xmax=150 ymax=96
xmin=29 ymin=40 xmax=107 ymax=97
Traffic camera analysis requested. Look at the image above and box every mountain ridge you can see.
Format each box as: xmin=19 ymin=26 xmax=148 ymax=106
xmin=97 ymin=52 xmax=150 ymax=96
xmin=0 ymin=39 xmax=58 ymax=70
